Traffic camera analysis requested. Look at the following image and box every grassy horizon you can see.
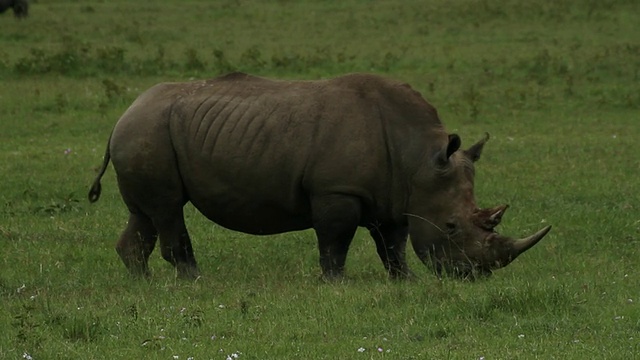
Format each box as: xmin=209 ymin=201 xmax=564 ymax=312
xmin=1 ymin=0 xmax=639 ymax=358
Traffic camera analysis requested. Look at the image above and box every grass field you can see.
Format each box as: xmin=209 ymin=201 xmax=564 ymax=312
xmin=1 ymin=0 xmax=639 ymax=358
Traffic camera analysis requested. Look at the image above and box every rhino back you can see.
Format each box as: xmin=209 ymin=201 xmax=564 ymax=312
xmin=165 ymin=73 xmax=443 ymax=234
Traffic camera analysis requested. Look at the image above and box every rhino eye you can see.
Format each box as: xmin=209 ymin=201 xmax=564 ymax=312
xmin=445 ymin=222 xmax=457 ymax=234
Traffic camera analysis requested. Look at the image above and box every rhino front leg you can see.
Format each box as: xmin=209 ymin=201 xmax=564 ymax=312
xmin=116 ymin=212 xmax=158 ymax=278
xmin=311 ymin=194 xmax=361 ymax=280
xmin=368 ymin=223 xmax=414 ymax=279
xmin=154 ymin=208 xmax=200 ymax=280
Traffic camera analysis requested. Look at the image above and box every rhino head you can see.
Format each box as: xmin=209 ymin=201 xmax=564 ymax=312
xmin=407 ymin=133 xmax=551 ymax=280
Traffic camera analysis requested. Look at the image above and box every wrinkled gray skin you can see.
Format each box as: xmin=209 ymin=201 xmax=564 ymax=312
xmin=89 ymin=72 xmax=551 ymax=280
xmin=0 ymin=0 xmax=28 ymax=18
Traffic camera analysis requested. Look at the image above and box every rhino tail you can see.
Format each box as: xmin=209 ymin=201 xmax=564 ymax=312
xmin=13 ymin=0 xmax=29 ymax=18
xmin=88 ymin=133 xmax=113 ymax=203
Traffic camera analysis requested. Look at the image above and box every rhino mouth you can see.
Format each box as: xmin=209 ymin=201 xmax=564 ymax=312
xmin=433 ymin=260 xmax=493 ymax=281
xmin=457 ymin=267 xmax=493 ymax=281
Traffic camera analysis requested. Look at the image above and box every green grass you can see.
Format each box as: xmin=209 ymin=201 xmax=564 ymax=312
xmin=1 ymin=0 xmax=639 ymax=358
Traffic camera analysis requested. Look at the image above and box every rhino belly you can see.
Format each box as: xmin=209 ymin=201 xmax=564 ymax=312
xmin=184 ymin=175 xmax=313 ymax=235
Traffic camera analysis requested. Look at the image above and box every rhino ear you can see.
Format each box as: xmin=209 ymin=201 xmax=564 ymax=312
xmin=446 ymin=134 xmax=461 ymax=158
xmin=436 ymin=134 xmax=461 ymax=167
xmin=465 ymin=132 xmax=490 ymax=162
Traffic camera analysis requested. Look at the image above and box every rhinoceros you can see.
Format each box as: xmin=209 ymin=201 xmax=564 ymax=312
xmin=0 ymin=0 xmax=29 ymax=18
xmin=89 ymin=72 xmax=551 ymax=280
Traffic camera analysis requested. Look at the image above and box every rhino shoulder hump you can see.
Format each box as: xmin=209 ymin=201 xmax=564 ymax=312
xmin=210 ymin=71 xmax=265 ymax=83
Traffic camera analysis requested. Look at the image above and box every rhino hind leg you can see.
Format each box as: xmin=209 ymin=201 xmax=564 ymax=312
xmin=311 ymin=194 xmax=362 ymax=280
xmin=368 ymin=224 xmax=414 ymax=280
xmin=115 ymin=212 xmax=158 ymax=278
xmin=112 ymin=146 xmax=197 ymax=279
xmin=154 ymin=208 xmax=200 ymax=280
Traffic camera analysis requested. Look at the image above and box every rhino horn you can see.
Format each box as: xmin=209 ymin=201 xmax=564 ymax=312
xmin=511 ymin=225 xmax=552 ymax=257
xmin=472 ymin=204 xmax=509 ymax=230
xmin=489 ymin=204 xmax=509 ymax=224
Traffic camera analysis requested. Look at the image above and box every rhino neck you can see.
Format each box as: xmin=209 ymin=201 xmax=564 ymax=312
xmin=379 ymin=122 xmax=448 ymax=224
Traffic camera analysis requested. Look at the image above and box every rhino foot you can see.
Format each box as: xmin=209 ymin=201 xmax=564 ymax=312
xmin=319 ymin=269 xmax=346 ymax=283
xmin=176 ymin=263 xmax=201 ymax=280
xmin=389 ymin=267 xmax=416 ymax=281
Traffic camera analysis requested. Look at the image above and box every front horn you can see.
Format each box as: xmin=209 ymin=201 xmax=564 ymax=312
xmin=511 ymin=226 xmax=552 ymax=257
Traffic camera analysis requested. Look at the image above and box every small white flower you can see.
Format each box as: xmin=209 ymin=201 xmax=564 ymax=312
xmin=173 ymin=356 xmax=179 ymax=359
xmin=518 ymin=334 xmax=525 ymax=339
xmin=22 ymin=353 xmax=33 ymax=360
xmin=357 ymin=347 xmax=366 ymax=353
